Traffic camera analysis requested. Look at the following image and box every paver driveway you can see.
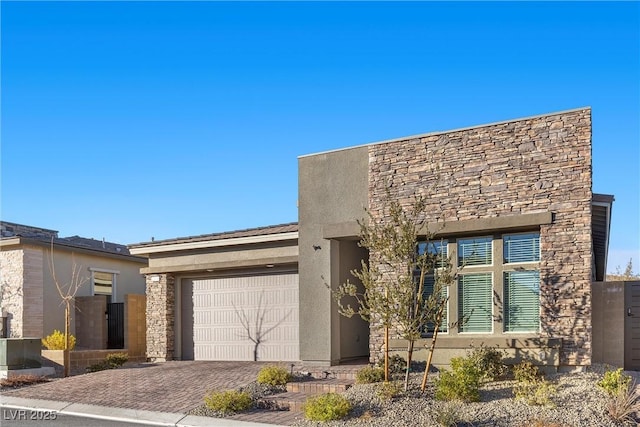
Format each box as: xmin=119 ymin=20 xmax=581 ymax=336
xmin=1 ymin=361 xmax=269 ymax=414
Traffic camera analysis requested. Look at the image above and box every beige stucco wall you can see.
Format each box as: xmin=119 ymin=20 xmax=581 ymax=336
xmin=298 ymin=146 xmax=369 ymax=364
xmin=42 ymin=248 xmax=146 ymax=338
xmin=1 ymin=241 xmax=145 ymax=340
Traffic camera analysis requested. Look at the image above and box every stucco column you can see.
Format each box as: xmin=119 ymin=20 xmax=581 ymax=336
xmin=145 ymin=273 xmax=175 ymax=361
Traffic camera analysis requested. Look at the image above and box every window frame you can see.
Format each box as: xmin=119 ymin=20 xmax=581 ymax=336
xmin=418 ymin=231 xmax=541 ymax=337
xmin=89 ymin=268 xmax=119 ymax=303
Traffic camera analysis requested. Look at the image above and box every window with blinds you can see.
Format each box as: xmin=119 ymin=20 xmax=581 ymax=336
xmin=504 ymin=270 xmax=540 ymax=332
xmin=504 ymin=233 xmax=540 ymax=263
xmin=458 ymin=273 xmax=493 ymax=333
xmin=419 ymin=240 xmax=449 ymax=334
xmin=423 ymin=273 xmax=448 ymax=333
xmin=458 ymin=237 xmax=492 ymax=266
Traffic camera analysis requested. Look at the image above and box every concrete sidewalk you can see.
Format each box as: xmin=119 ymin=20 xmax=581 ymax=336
xmin=1 ymin=395 xmax=284 ymax=427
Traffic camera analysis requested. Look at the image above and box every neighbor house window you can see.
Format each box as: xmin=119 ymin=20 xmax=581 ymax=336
xmin=90 ymin=269 xmax=118 ymax=303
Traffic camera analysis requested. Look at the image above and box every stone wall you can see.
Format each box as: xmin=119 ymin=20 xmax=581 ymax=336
xmin=0 ymin=249 xmax=25 ymax=338
xmin=145 ymin=274 xmax=174 ymax=361
xmin=368 ymin=108 xmax=592 ymax=367
xmin=0 ymin=247 xmax=44 ymax=339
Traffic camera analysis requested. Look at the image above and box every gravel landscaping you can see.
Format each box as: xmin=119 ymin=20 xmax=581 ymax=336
xmin=293 ymin=368 xmax=634 ymax=427
xmin=189 ymin=364 xmax=639 ymax=426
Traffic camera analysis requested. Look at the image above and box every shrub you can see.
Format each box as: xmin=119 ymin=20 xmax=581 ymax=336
xmin=376 ymin=354 xmax=407 ymax=374
xmin=257 ymin=365 xmax=291 ymax=386
xmin=375 ymin=381 xmax=403 ymax=401
xmin=513 ymin=360 xmax=540 ymax=383
xmin=303 ymin=393 xmax=351 ymax=421
xmin=105 ymin=353 xmax=128 ymax=368
xmin=86 ymin=353 xmax=129 ymax=372
xmin=42 ymin=330 xmax=76 ymax=350
xmin=204 ymin=390 xmax=253 ymax=414
xmin=605 ymin=380 xmax=640 ymax=426
xmin=433 ymin=401 xmax=465 ymax=427
xmin=512 ymin=360 xmax=556 ymax=407
xmin=598 ymin=368 xmax=631 ymax=396
xmin=435 ymin=356 xmax=482 ymax=402
xmin=355 ymin=366 xmax=385 ymax=384
xmin=467 ymin=344 xmax=507 ymax=381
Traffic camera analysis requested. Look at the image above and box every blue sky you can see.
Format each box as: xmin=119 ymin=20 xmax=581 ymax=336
xmin=1 ymin=2 xmax=638 ymax=273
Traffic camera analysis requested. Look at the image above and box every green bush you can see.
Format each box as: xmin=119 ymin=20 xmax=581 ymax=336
xmin=86 ymin=353 xmax=129 ymax=373
xmin=467 ymin=344 xmax=507 ymax=381
xmin=204 ymin=390 xmax=253 ymax=414
xmin=303 ymin=393 xmax=352 ymax=421
xmin=435 ymin=356 xmax=482 ymax=402
xmin=512 ymin=360 xmax=556 ymax=407
xmin=433 ymin=402 xmax=465 ymax=427
xmin=376 ymin=381 xmax=403 ymax=401
xmin=376 ymin=354 xmax=407 ymax=374
xmin=598 ymin=368 xmax=631 ymax=396
xmin=513 ymin=360 xmax=540 ymax=383
xmin=105 ymin=353 xmax=128 ymax=368
xmin=42 ymin=330 xmax=76 ymax=350
xmin=256 ymin=365 xmax=291 ymax=386
xmin=355 ymin=366 xmax=385 ymax=384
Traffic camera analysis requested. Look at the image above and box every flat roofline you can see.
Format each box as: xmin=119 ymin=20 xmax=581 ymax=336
xmin=129 ymin=231 xmax=299 ymax=256
xmin=298 ymin=106 xmax=591 ymax=159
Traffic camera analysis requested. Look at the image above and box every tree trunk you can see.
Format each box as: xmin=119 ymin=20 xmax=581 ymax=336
xmin=64 ymin=304 xmax=71 ymax=377
xmin=253 ymin=341 xmax=259 ymax=362
xmin=421 ymin=304 xmax=445 ymax=393
xmin=404 ymin=339 xmax=414 ymax=391
xmin=384 ymin=323 xmax=389 ymax=382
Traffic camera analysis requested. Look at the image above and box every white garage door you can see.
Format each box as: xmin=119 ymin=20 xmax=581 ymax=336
xmin=185 ymin=273 xmax=299 ymax=361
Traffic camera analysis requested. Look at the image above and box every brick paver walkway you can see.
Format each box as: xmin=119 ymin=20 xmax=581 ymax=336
xmin=1 ymin=361 xmax=303 ymax=425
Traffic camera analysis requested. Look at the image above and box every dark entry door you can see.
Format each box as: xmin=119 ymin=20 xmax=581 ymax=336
xmin=625 ymin=281 xmax=640 ymax=370
xmin=107 ymin=303 xmax=124 ymax=349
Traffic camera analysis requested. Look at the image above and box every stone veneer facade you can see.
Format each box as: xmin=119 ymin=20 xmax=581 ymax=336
xmin=145 ymin=273 xmax=175 ymax=361
xmin=0 ymin=247 xmax=44 ymax=338
xmin=367 ymin=108 xmax=592 ymax=367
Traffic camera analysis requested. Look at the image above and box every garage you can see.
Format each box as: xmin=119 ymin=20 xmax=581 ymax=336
xmin=180 ymin=272 xmax=299 ymax=361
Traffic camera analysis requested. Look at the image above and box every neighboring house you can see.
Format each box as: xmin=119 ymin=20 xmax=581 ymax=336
xmin=0 ymin=221 xmax=147 ymax=350
xmin=130 ymin=107 xmax=614 ymax=371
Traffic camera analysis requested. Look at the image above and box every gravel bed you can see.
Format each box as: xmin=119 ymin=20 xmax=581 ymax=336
xmin=293 ymin=370 xmax=628 ymax=427
xmin=187 ymin=366 xmax=637 ymax=426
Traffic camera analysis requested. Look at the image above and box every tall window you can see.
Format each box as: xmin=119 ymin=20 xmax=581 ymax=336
xmin=503 ymin=233 xmax=540 ymax=332
xmin=457 ymin=237 xmax=493 ymax=333
xmin=420 ymin=240 xmax=448 ymax=333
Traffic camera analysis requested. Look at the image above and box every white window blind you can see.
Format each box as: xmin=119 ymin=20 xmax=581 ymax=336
xmin=504 ymin=270 xmax=540 ymax=332
xmin=504 ymin=233 xmax=540 ymax=263
xmin=458 ymin=237 xmax=492 ymax=266
xmin=458 ymin=273 xmax=492 ymax=333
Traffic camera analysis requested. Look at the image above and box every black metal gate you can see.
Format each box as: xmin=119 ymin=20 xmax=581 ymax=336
xmin=107 ymin=303 xmax=124 ymax=349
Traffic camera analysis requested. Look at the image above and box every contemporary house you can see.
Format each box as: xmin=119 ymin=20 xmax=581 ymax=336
xmin=0 ymin=221 xmax=147 ymax=351
xmin=130 ymin=107 xmax=615 ymax=371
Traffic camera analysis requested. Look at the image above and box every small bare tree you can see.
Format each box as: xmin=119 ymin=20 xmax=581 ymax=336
xmin=332 ymin=189 xmax=454 ymax=389
xmin=232 ymin=292 xmax=291 ymax=361
xmin=48 ymin=239 xmax=89 ymax=376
